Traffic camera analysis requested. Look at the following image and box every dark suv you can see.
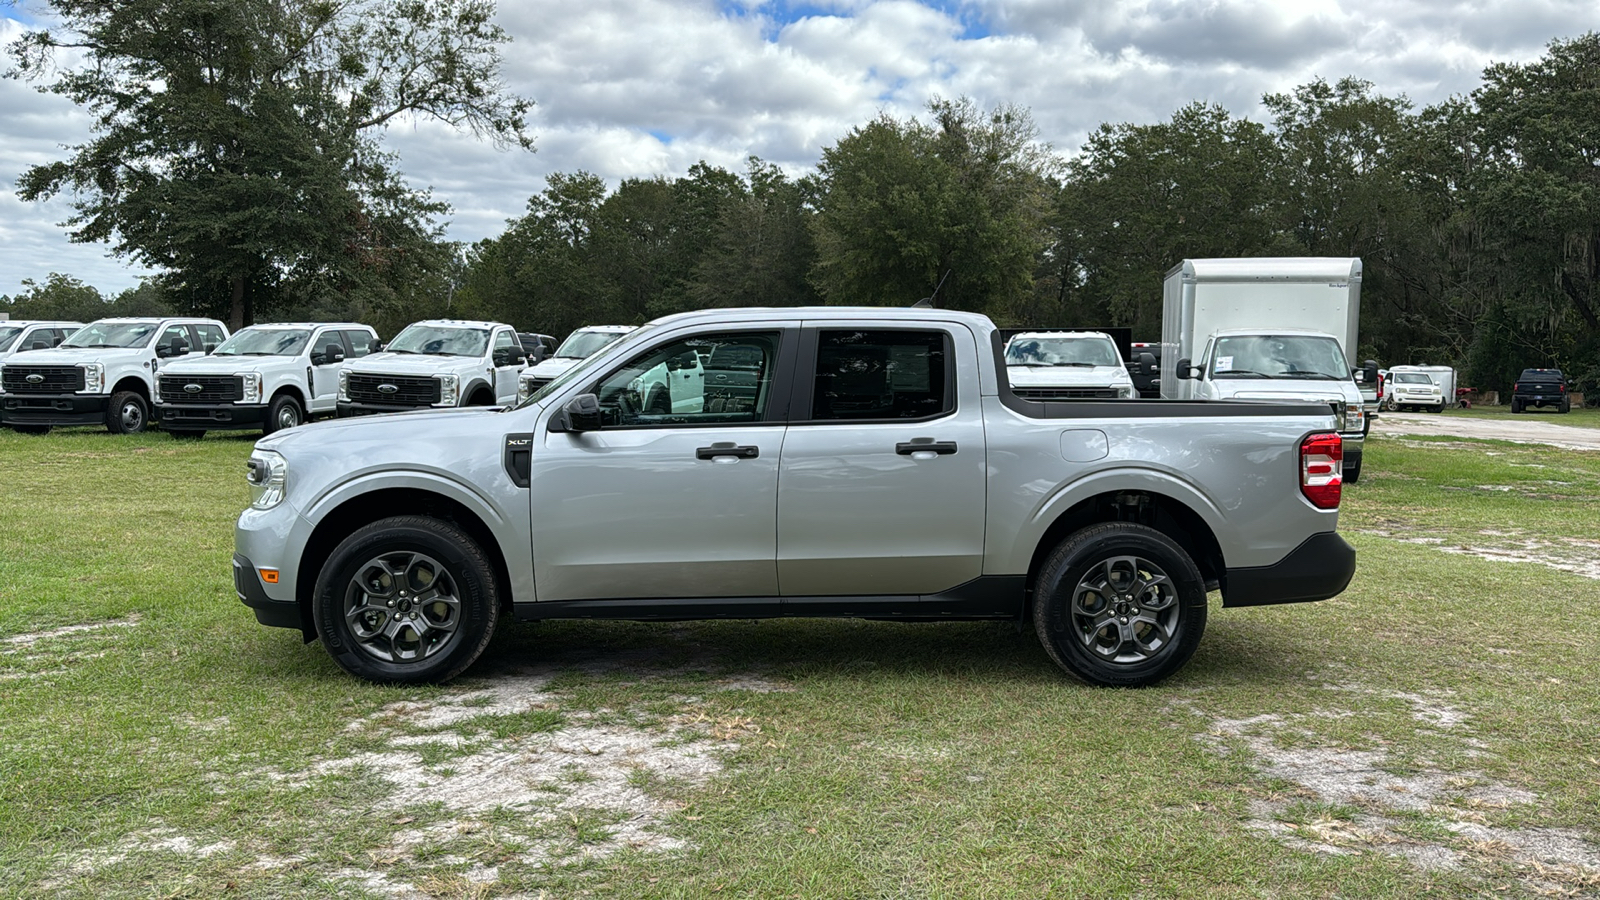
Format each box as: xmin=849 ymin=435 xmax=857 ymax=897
xmin=1511 ymin=369 xmax=1570 ymax=414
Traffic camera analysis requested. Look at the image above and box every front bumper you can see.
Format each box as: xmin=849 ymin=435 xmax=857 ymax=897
xmin=337 ymin=400 xmax=440 ymax=417
xmin=1 ymin=392 xmax=109 ymax=426
xmin=233 ymin=553 xmax=302 ymax=630
xmin=155 ymin=403 xmax=267 ymax=430
xmin=1222 ymin=531 xmax=1356 ymax=608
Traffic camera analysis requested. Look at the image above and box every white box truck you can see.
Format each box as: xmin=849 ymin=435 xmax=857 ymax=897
xmin=1161 ymin=258 xmax=1373 ymax=482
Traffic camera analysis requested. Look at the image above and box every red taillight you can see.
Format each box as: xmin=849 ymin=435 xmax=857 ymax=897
xmin=1376 ymin=373 xmax=1384 ymax=400
xmin=1559 ymin=383 xmax=1566 ymax=393
xmin=1300 ymin=433 xmax=1343 ymax=509
xmin=1514 ymin=382 xmax=1520 ymax=392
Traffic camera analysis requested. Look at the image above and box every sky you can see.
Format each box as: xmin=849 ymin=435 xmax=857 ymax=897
xmin=0 ymin=0 xmax=1595 ymax=298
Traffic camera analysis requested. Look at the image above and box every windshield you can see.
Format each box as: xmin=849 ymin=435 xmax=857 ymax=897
xmin=385 ymin=324 xmax=490 ymax=357
xmin=1394 ymin=373 xmax=1435 ymax=385
xmin=214 ymin=328 xmax=312 ymax=357
xmin=518 ymin=324 xmax=656 ymax=408
xmin=555 ymin=329 xmax=629 ymax=359
xmin=1006 ymin=336 xmax=1121 ymax=368
xmin=0 ymin=326 xmax=23 ymax=352
xmin=62 ymin=321 xmax=157 ymax=349
xmin=1210 ymin=335 xmax=1350 ymax=380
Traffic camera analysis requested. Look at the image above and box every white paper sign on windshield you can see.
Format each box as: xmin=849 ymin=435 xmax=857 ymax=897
xmin=1215 ymin=355 xmax=1234 ymax=372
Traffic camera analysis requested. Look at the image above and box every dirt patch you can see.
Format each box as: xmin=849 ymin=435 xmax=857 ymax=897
xmin=1 ymin=616 xmax=140 ymax=648
xmin=0 ymin=616 xmax=141 ymax=682
xmin=1190 ymin=685 xmax=1600 ymax=890
xmin=1357 ymin=527 xmax=1600 ymax=581
xmin=1372 ymin=414 xmax=1600 ymax=451
xmin=56 ymin=661 xmax=765 ymax=897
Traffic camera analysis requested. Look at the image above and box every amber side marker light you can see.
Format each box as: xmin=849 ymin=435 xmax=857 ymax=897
xmin=259 ymin=568 xmax=280 ymax=584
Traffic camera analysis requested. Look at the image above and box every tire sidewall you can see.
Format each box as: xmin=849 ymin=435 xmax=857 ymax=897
xmin=313 ymin=518 xmax=498 ymax=683
xmin=108 ymin=391 xmax=148 ymax=434
xmin=265 ymin=395 xmax=303 ymax=435
xmin=1035 ymin=524 xmax=1207 ymax=687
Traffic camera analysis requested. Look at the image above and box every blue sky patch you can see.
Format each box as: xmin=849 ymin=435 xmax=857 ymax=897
xmin=719 ymin=1 xmax=993 ymax=41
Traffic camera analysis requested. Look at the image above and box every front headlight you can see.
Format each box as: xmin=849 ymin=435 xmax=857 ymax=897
xmin=81 ymin=362 xmax=105 ymax=394
xmin=1117 ymin=384 xmax=1137 ymax=399
xmin=517 ymin=376 xmax=532 ymax=405
xmin=338 ymin=369 xmax=349 ymax=401
xmin=240 ymin=372 xmax=263 ymax=404
xmin=245 ymin=449 xmax=288 ymax=510
xmin=436 ymin=373 xmax=460 ymax=407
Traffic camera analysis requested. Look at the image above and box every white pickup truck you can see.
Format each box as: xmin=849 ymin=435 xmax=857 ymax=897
xmin=517 ymin=325 xmax=634 ymax=403
xmin=0 ymin=317 xmax=228 ymax=434
xmin=235 ymin=307 xmax=1357 ymax=688
xmin=0 ymin=320 xmax=82 ymax=361
xmin=1004 ymin=331 xmax=1139 ymax=400
xmin=337 ymin=320 xmax=526 ymax=416
xmin=154 ymin=323 xmax=380 ymax=437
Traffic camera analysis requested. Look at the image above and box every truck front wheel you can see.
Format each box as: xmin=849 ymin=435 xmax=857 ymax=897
xmin=107 ymin=391 xmax=149 ymax=434
xmin=1032 ymin=523 xmax=1207 ymax=687
xmin=312 ymin=516 xmax=500 ymax=684
xmin=264 ymin=394 xmax=303 ymax=435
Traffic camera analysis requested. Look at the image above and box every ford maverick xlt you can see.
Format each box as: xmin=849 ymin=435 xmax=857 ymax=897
xmin=235 ymin=308 xmax=1355 ymax=687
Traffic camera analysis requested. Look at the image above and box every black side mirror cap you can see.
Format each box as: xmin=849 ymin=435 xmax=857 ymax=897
xmin=1175 ymin=357 xmax=1198 ymax=380
xmin=1138 ymin=352 xmax=1157 ymax=370
xmin=550 ymin=393 xmax=602 ymax=433
xmin=31 ymin=340 xmax=50 ymax=351
xmin=204 ymin=343 xmax=217 ymax=354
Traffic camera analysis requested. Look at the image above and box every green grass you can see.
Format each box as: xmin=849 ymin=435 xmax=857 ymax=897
xmin=2 ymin=427 xmax=1598 ymax=898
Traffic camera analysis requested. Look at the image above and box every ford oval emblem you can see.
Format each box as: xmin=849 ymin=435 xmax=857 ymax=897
xmin=25 ymin=373 xmax=44 ymax=384
xmin=378 ymin=383 xmax=399 ymax=394
xmin=184 ymin=383 xmax=203 ymax=394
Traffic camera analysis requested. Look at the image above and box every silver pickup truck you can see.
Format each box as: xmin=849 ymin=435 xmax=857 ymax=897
xmin=235 ymin=308 xmax=1355 ymax=687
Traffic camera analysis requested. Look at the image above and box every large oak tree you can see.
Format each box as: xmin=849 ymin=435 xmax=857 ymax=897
xmin=8 ymin=0 xmax=530 ymax=328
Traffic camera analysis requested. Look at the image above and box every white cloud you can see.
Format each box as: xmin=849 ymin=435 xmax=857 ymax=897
xmin=1 ymin=0 xmax=1591 ymax=297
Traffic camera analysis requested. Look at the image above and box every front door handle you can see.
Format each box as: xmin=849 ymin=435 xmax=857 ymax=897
xmin=896 ymin=439 xmax=958 ymax=456
xmin=696 ymin=443 xmax=759 ymax=460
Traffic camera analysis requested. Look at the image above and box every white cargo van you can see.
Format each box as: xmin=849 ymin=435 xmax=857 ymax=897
xmin=1160 ymin=258 xmax=1370 ymax=482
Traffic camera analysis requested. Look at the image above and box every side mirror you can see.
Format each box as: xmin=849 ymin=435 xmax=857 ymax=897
xmin=372 ymin=341 xmax=386 ymax=353
xmin=1362 ymin=360 xmax=1379 ymax=386
xmin=323 ymin=343 xmax=345 ymax=365
xmin=1175 ymin=357 xmax=1198 ymax=380
xmin=204 ymin=343 xmax=217 ymax=354
xmin=31 ymin=339 xmax=50 ymax=351
xmin=551 ymin=393 xmax=602 ymax=433
xmin=52 ymin=335 xmax=66 ymax=347
xmin=1138 ymin=352 xmax=1157 ymax=371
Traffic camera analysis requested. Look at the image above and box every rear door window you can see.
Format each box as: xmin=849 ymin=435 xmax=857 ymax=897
xmin=808 ymin=330 xmax=951 ymax=421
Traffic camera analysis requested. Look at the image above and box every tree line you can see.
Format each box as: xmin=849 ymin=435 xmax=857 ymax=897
xmin=5 ymin=3 xmax=1596 ymax=393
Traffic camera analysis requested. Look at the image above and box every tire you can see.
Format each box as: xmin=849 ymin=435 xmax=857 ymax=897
xmin=1344 ymin=452 xmax=1363 ymax=484
xmin=1511 ymin=400 xmax=1523 ymax=414
xmin=646 ymin=387 xmax=671 ymax=415
xmin=107 ymin=391 xmax=149 ymax=434
xmin=264 ymin=394 xmax=303 ymax=435
xmin=168 ymin=429 xmax=206 ymax=440
xmin=1559 ymin=400 xmax=1570 ymax=414
xmin=313 ymin=515 xmax=499 ymax=683
xmin=1382 ymin=397 xmax=1396 ymax=412
xmin=1432 ymin=404 xmax=1445 ymax=414
xmin=1032 ymin=523 xmax=1207 ymax=687
xmin=9 ymin=424 xmax=52 ymax=435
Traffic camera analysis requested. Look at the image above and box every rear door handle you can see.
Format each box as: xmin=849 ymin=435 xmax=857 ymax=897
xmin=896 ymin=439 xmax=958 ymax=456
xmin=696 ymin=443 xmax=759 ymax=460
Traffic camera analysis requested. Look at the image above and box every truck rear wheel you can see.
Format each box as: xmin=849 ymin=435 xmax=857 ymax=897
xmin=313 ymin=516 xmax=499 ymax=684
xmin=1032 ymin=523 xmax=1207 ymax=687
